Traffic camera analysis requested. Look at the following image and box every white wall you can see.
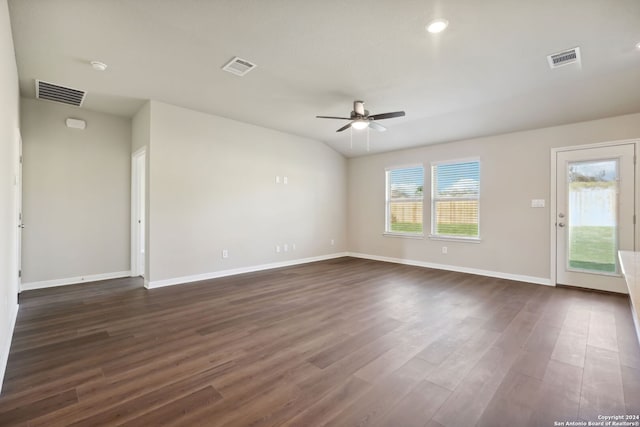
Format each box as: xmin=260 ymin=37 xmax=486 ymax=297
xmin=146 ymin=101 xmax=347 ymax=286
xmin=0 ymin=0 xmax=20 ymax=393
xmin=20 ymin=98 xmax=132 ymax=287
xmin=348 ymin=113 xmax=640 ymax=283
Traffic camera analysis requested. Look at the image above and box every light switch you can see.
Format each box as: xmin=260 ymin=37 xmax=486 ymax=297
xmin=531 ymin=199 xmax=545 ymax=208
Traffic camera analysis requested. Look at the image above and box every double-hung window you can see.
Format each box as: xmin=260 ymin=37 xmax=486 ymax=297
xmin=385 ymin=166 xmax=424 ymax=236
xmin=431 ymin=159 xmax=480 ymax=239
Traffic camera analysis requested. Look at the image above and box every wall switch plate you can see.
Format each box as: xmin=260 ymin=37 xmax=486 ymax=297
xmin=222 ymin=249 xmax=228 ymax=259
xmin=283 ymin=176 xmax=288 ymax=184
xmin=330 ymin=239 xmax=335 ymax=246
xmin=275 ymin=175 xmax=280 ymax=184
xmin=284 ymin=244 xmax=288 ymax=252
xmin=531 ymin=199 xmax=545 ymax=208
xmin=292 ymin=243 xmax=296 ymax=251
xmin=442 ymin=246 xmax=448 ymax=254
xmin=276 ymin=245 xmax=280 ymax=253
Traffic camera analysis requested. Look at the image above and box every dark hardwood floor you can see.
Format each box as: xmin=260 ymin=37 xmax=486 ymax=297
xmin=1 ymin=257 xmax=639 ymax=426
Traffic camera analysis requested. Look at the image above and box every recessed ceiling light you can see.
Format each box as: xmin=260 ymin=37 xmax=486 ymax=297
xmin=90 ymin=61 xmax=108 ymax=71
xmin=426 ymin=19 xmax=449 ymax=34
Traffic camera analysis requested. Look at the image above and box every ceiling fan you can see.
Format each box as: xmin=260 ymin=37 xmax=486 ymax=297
xmin=316 ymin=100 xmax=405 ymax=132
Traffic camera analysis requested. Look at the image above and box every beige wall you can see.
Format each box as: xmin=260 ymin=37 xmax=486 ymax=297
xmin=21 ymin=98 xmax=132 ymax=284
xmin=132 ymin=102 xmax=150 ymax=153
xmin=348 ymin=113 xmax=640 ymax=282
xmin=147 ymin=101 xmax=347 ymax=285
xmin=0 ymin=0 xmax=20 ymax=392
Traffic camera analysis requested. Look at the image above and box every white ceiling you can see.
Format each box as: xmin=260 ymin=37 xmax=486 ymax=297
xmin=8 ymin=0 xmax=640 ymax=157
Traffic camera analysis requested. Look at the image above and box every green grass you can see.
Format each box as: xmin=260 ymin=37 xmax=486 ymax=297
xmin=390 ymin=222 xmax=423 ymax=233
xmin=569 ymin=226 xmax=616 ymax=272
xmin=390 ymin=222 xmax=480 ymax=237
xmin=437 ymin=223 xmax=478 ymax=237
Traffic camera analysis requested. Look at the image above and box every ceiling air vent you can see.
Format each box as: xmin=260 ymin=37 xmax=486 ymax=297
xmin=222 ymin=56 xmax=257 ymax=76
xmin=547 ymin=47 xmax=581 ymax=69
xmin=35 ymin=80 xmax=86 ymax=107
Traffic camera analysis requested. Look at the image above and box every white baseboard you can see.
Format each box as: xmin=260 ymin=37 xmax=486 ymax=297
xmin=347 ymin=252 xmax=553 ymax=286
xmin=0 ymin=303 xmax=19 ymax=395
xmin=20 ymin=271 xmax=132 ymax=292
xmin=146 ymin=252 xmax=349 ymax=289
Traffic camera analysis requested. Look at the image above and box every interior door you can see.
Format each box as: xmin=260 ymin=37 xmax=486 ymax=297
xmin=16 ymin=134 xmax=23 ymax=291
xmin=556 ymin=144 xmax=635 ymax=293
xmin=131 ymin=149 xmax=146 ymax=278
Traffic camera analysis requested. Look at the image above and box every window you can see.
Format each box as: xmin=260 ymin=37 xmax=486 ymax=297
xmin=385 ymin=166 xmax=424 ymax=235
xmin=431 ymin=160 xmax=480 ymax=239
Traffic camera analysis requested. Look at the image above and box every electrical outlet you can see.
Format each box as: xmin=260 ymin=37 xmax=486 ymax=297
xmin=276 ymin=245 xmax=281 ymax=253
xmin=222 ymin=249 xmax=229 ymax=259
xmin=442 ymin=246 xmax=448 ymax=254
xmin=283 ymin=176 xmax=288 ymax=184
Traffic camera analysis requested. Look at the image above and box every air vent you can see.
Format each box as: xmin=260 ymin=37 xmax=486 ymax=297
xmin=35 ymin=80 xmax=86 ymax=107
xmin=547 ymin=47 xmax=581 ymax=69
xmin=222 ymin=56 xmax=257 ymax=76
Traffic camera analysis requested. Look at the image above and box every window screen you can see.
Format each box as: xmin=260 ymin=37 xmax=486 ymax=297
xmin=431 ymin=160 xmax=480 ymax=238
xmin=385 ymin=166 xmax=424 ymax=235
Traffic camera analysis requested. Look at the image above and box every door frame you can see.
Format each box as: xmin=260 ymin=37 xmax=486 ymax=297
xmin=15 ymin=131 xmax=22 ymax=293
xmin=550 ymin=138 xmax=638 ymax=287
xmin=130 ymin=147 xmax=146 ymax=277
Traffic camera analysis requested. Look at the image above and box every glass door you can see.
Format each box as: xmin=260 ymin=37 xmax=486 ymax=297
xmin=556 ymin=144 xmax=635 ymax=293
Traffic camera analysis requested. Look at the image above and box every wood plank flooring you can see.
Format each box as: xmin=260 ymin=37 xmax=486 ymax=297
xmin=1 ymin=257 xmax=639 ymax=426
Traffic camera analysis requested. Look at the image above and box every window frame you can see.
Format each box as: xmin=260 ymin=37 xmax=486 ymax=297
xmin=384 ymin=164 xmax=425 ymax=238
xmin=429 ymin=158 xmax=481 ymax=242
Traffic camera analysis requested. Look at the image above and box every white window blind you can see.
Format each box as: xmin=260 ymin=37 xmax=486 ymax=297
xmin=431 ymin=160 xmax=480 ymax=238
xmin=385 ymin=166 xmax=424 ymax=235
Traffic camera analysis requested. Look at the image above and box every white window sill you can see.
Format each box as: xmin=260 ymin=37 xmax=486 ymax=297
xmin=428 ymin=235 xmax=482 ymax=243
xmin=383 ymin=232 xmax=425 ymax=240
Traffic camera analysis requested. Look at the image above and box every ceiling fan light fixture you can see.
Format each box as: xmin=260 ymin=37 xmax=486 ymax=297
xmin=352 ymin=120 xmax=369 ymax=130
xmin=426 ymin=19 xmax=449 ymax=34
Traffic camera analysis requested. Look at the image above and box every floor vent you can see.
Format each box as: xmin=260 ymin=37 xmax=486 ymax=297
xmin=222 ymin=56 xmax=257 ymax=76
xmin=35 ymin=80 xmax=86 ymax=107
xmin=547 ymin=47 xmax=581 ymax=69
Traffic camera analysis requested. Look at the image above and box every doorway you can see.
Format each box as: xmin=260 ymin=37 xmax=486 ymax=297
xmin=131 ymin=148 xmax=146 ymax=278
xmin=552 ymin=142 xmax=636 ymax=293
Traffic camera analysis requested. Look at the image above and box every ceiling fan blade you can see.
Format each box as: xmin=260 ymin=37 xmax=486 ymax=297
xmin=316 ymin=115 xmax=352 ymax=120
xmin=369 ymin=111 xmax=406 ymax=120
xmin=336 ymin=122 xmax=354 ymax=132
xmin=368 ymin=121 xmax=387 ymax=132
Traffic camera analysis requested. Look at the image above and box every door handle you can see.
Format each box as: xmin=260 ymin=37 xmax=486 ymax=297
xmin=18 ymin=224 xmax=24 ymax=229
xmin=558 ymin=222 xmax=565 ymax=228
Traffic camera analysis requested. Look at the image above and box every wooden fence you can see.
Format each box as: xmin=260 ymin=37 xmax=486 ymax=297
xmin=391 ymin=201 xmax=478 ymax=224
